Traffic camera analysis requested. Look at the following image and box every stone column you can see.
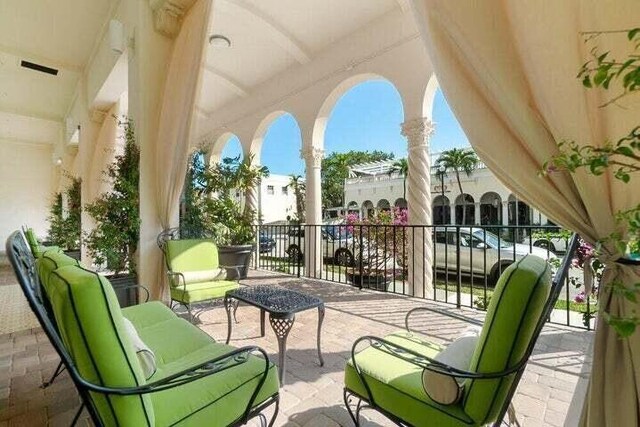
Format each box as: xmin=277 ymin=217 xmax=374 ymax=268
xmin=474 ymin=202 xmax=481 ymax=225
xmin=302 ymin=146 xmax=324 ymax=277
xmin=401 ymin=118 xmax=435 ymax=298
xmin=502 ymin=201 xmax=509 ymax=226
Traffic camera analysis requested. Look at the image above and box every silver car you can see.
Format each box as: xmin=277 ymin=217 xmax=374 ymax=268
xmin=434 ymin=227 xmax=557 ymax=285
xmin=286 ymin=225 xmax=355 ymax=266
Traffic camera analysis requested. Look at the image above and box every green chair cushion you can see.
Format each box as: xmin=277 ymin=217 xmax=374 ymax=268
xmin=463 ymin=255 xmax=551 ymax=424
xmin=126 ymin=310 xmax=279 ymax=426
xmin=47 ymin=265 xmax=153 ymax=426
xmin=37 ymin=251 xmax=80 ymax=291
xmin=24 ymin=228 xmax=39 ymax=253
xmin=166 ymin=239 xmax=220 ymax=273
xmin=122 ymin=301 xmax=177 ymax=331
xmin=345 ymin=331 xmax=474 ymax=427
xmin=171 ymin=280 xmax=239 ymax=304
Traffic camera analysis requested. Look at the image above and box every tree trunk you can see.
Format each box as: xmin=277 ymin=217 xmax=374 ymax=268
xmin=455 ymin=170 xmax=465 ymax=225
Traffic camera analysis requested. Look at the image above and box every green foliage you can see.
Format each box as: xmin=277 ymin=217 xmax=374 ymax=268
xmin=84 ymin=117 xmax=140 ymax=276
xmin=543 ymin=28 xmax=640 ymax=337
xmin=46 ymin=175 xmax=82 ymax=250
xmin=185 ymin=153 xmax=269 ymax=245
xmin=388 ymin=158 xmax=408 ymax=199
xmin=436 ymin=148 xmax=479 ymax=224
xmin=47 ymin=192 xmax=65 ymax=247
xmin=287 ymin=174 xmax=305 ymax=223
xmin=321 ymin=150 xmax=395 ymax=208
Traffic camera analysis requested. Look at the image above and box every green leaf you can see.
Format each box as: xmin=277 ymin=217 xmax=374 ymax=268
xmin=582 ymin=74 xmax=592 ymax=88
xmin=616 ymin=146 xmax=635 ymax=157
xmin=628 ymin=28 xmax=640 ymax=41
xmin=593 ymin=68 xmax=608 ymax=86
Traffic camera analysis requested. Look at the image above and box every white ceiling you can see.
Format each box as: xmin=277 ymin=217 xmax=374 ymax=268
xmin=0 ymin=0 xmax=115 ymax=122
xmin=199 ymin=0 xmax=400 ymax=114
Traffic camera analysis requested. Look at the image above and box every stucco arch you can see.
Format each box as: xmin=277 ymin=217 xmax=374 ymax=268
xmin=312 ymin=73 xmax=406 ymax=150
xmin=209 ymin=132 xmax=242 ymax=164
xmin=248 ymin=110 xmax=301 ymax=162
xmin=422 ymin=74 xmax=439 ymax=121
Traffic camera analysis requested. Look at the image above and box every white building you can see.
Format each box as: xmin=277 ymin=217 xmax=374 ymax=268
xmin=342 ymin=155 xmax=549 ymax=227
xmin=231 ymin=174 xmax=299 ymax=224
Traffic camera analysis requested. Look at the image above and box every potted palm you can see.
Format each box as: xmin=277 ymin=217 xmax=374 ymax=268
xmin=197 ymin=154 xmax=269 ymax=278
xmin=84 ymin=117 xmax=140 ymax=306
xmin=46 ymin=176 xmax=82 ymax=259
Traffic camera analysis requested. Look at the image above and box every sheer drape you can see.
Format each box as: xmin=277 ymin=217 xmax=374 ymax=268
xmin=152 ymin=0 xmax=213 ymax=299
xmin=414 ymin=1 xmax=640 ymax=425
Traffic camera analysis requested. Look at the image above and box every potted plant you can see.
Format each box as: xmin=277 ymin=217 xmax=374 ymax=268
xmin=84 ymin=117 xmax=140 ymax=306
xmin=194 ymin=154 xmax=269 ymax=278
xmin=46 ymin=175 xmax=82 ymax=259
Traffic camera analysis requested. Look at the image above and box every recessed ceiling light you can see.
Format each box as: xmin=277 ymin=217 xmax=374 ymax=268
xmin=209 ymin=34 xmax=231 ymax=48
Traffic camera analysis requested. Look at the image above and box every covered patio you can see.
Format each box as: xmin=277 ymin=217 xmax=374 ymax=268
xmin=0 ymin=268 xmax=591 ymax=426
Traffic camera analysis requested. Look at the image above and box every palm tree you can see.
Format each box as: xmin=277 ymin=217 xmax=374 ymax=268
xmin=388 ymin=158 xmax=408 ymax=201
xmin=436 ymin=148 xmax=479 ymax=225
xmin=287 ymin=174 xmax=305 ymax=223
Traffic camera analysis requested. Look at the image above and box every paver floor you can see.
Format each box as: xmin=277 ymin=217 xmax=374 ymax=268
xmin=0 ymin=267 xmax=592 ymax=426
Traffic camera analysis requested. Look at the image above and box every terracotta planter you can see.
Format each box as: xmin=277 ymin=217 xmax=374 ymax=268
xmin=218 ymin=245 xmax=255 ymax=279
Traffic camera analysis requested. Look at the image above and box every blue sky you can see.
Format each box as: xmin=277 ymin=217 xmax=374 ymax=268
xmin=221 ymin=80 xmax=470 ymax=175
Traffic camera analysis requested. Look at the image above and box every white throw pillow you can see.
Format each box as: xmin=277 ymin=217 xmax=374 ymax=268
xmin=122 ymin=318 xmax=156 ymax=380
xmin=422 ymin=326 xmax=480 ymax=405
xmin=180 ymin=268 xmax=227 ymax=284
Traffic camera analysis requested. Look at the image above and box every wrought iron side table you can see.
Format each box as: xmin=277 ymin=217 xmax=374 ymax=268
xmin=224 ymin=285 xmax=325 ymax=385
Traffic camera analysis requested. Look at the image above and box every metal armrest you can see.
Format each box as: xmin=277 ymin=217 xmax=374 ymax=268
xmin=405 ymin=306 xmax=483 ymax=335
xmin=72 ymin=345 xmax=274 ymax=425
xmin=167 ymin=271 xmax=186 ymax=293
xmin=114 ymin=284 xmax=150 ymax=303
xmin=350 ymin=335 xmax=525 ymax=406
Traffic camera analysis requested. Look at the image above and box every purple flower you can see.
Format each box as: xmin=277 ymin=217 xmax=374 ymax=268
xmin=574 ymin=292 xmax=586 ymax=304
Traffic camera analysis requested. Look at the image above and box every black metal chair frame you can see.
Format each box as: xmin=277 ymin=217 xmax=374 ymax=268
xmin=344 ymin=234 xmax=580 ymax=427
xmin=6 ymin=230 xmax=279 ymax=427
xmin=157 ymin=227 xmax=244 ymax=323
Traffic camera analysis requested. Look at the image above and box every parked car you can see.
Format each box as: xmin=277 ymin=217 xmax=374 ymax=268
xmin=286 ymin=225 xmax=355 ymax=266
xmin=259 ymin=231 xmax=276 ymax=253
xmin=524 ymin=233 xmax=570 ymax=254
xmin=434 ymin=227 xmax=557 ymax=285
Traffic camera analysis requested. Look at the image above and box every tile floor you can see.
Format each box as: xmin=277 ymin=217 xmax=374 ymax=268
xmin=0 ymin=267 xmax=593 ymax=426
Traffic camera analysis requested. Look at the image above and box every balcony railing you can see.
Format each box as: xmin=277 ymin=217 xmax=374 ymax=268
xmin=253 ymin=224 xmax=592 ymax=330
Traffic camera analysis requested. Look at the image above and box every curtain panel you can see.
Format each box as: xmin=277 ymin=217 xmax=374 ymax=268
xmin=152 ymin=0 xmax=213 ymax=300
xmin=414 ymin=1 xmax=640 ymax=425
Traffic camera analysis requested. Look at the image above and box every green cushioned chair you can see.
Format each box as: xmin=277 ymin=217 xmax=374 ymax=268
xmin=158 ymin=228 xmax=241 ymax=322
xmin=344 ymin=236 xmax=578 ymax=427
xmin=6 ymin=230 xmax=280 ymax=427
xmin=22 ymin=226 xmax=61 ymax=258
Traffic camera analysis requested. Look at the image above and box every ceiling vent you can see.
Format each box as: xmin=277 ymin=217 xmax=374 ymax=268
xmin=20 ymin=60 xmax=58 ymax=76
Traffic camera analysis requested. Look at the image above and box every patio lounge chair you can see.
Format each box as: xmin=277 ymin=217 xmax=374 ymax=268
xmin=6 ymin=230 xmax=280 ymax=426
xmin=344 ymin=235 xmax=579 ymax=426
xmin=158 ymin=228 xmax=241 ymax=322
xmin=22 ymin=226 xmax=60 ymax=258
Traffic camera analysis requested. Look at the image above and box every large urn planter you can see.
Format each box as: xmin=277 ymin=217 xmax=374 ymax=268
xmin=63 ymin=249 xmax=81 ymax=261
xmin=106 ymin=274 xmax=139 ymax=307
xmin=218 ymin=244 xmax=255 ymax=279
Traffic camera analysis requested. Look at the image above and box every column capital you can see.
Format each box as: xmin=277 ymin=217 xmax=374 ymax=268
xmin=149 ymin=0 xmax=198 ymax=37
xmin=401 ymin=118 xmax=435 ymax=150
xmin=301 ymin=146 xmax=324 ymax=168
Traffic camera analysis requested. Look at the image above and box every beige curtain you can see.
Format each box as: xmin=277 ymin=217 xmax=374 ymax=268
xmin=414 ymin=1 xmax=640 ymax=425
xmin=152 ymin=0 xmax=213 ymax=299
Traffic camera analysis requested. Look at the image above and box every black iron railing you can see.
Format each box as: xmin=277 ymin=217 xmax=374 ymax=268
xmin=252 ymin=224 xmax=592 ymax=330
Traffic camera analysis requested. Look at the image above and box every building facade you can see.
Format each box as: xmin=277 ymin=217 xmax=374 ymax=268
xmin=342 ymin=157 xmax=549 ymax=227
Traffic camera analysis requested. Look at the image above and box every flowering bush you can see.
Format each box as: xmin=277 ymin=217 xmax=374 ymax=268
xmin=345 ymin=208 xmax=409 ymax=276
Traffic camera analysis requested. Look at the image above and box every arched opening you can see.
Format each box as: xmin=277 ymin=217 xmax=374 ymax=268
xmin=377 ymin=199 xmax=391 ymax=212
xmin=432 ymin=195 xmax=451 ymax=225
xmin=219 ymin=134 xmax=243 ymax=163
xmin=480 ymin=192 xmax=502 ymax=225
xmin=251 ymin=112 xmax=303 ymax=224
xmin=362 ymin=200 xmax=374 ymax=219
xmin=316 ymin=75 xmax=405 ymax=212
xmin=347 ymin=201 xmax=359 ymax=214
xmin=508 ymin=194 xmax=531 ymax=226
xmin=454 ymin=194 xmax=475 ymax=225
xmin=394 ymin=198 xmax=407 ymax=208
